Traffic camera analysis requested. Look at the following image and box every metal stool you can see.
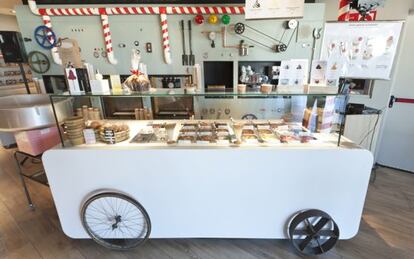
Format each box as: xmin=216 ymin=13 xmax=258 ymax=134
xmin=14 ymin=151 xmax=49 ymax=208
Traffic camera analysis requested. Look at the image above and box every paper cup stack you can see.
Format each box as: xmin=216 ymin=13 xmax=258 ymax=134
xmin=64 ymin=116 xmax=85 ymax=146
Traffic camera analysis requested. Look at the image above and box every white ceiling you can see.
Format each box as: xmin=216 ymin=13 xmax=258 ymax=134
xmin=0 ymin=0 xmax=22 ymax=9
xmin=0 ymin=0 xmax=22 ymax=16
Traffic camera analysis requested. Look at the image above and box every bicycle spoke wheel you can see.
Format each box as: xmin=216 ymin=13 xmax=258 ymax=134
xmin=81 ymin=192 xmax=151 ymax=250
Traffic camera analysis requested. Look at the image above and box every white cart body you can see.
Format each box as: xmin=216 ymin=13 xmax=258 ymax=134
xmin=43 ymin=146 xmax=373 ymax=240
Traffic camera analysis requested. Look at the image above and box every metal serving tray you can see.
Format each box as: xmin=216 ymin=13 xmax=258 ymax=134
xmin=0 ymin=94 xmax=72 ymax=132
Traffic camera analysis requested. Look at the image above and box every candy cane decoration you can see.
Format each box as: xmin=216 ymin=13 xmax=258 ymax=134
xmin=99 ymin=9 xmax=117 ymax=65
xmin=338 ymin=0 xmax=351 ymax=21
xmin=40 ymin=14 xmax=62 ymax=65
xmin=159 ymin=8 xmax=171 ymax=64
xmin=28 ymin=0 xmax=245 ymax=65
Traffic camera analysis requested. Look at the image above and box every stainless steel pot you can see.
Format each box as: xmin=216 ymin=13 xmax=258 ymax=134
xmin=0 ymin=94 xmax=73 ymax=132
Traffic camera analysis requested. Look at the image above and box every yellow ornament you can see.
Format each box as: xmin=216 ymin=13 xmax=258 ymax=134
xmin=208 ymin=15 xmax=218 ymax=24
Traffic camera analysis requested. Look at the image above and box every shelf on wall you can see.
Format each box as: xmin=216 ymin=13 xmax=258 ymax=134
xmin=0 ymin=83 xmax=35 ymax=90
xmin=50 ymin=88 xmax=343 ymax=98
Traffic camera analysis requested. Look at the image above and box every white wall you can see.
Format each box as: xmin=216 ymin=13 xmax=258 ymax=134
xmin=315 ymin=0 xmax=412 ymax=161
xmin=375 ymin=12 xmax=414 ymax=171
xmin=0 ymin=14 xmax=19 ymax=31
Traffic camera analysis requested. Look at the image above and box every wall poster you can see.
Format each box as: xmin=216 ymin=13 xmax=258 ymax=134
xmin=320 ymin=21 xmax=403 ymax=80
xmin=245 ymin=0 xmax=304 ymax=20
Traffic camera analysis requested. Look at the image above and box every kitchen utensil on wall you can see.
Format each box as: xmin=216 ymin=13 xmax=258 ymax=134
xmin=180 ymin=20 xmax=188 ymax=66
xmin=188 ymin=20 xmax=195 ymax=66
xmin=209 ymin=32 xmax=216 ymax=48
xmin=222 ymin=26 xmax=240 ymax=49
xmin=201 ymin=30 xmax=221 ymax=48
xmin=239 ymin=40 xmax=253 ymax=56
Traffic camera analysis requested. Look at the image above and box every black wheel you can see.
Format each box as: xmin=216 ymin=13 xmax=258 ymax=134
xmin=275 ymin=44 xmax=288 ymax=53
xmin=241 ymin=113 xmax=257 ymax=120
xmin=28 ymin=51 xmax=50 ymax=74
xmin=234 ymin=23 xmax=245 ymax=34
xmin=287 ymin=209 xmax=339 ymax=255
xmin=81 ymin=192 xmax=151 ymax=250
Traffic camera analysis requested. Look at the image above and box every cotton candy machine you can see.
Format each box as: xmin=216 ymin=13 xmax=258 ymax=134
xmin=0 ymin=94 xmax=72 ymax=132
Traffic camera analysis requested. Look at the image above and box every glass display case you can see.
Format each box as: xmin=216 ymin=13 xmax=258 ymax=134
xmin=49 ymin=89 xmax=349 ymax=148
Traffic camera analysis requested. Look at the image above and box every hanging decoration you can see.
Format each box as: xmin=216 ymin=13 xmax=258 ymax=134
xmin=338 ymin=0 xmax=351 ymax=21
xmin=99 ymin=9 xmax=117 ymax=65
xmin=159 ymin=8 xmax=171 ymax=64
xmin=338 ymin=0 xmax=384 ymax=21
xmin=27 ymin=0 xmax=245 ymax=65
xmin=40 ymin=14 xmax=62 ymax=64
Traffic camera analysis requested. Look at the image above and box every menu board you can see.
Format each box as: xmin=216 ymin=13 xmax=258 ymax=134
xmin=278 ymin=59 xmax=308 ymax=86
xmin=245 ymin=0 xmax=304 ymax=20
xmin=320 ymin=21 xmax=403 ymax=80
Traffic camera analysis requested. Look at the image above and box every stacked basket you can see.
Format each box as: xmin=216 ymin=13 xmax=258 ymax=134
xmin=64 ymin=116 xmax=85 ymax=146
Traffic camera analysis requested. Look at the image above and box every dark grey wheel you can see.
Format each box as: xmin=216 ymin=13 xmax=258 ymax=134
xmin=234 ymin=23 xmax=245 ymax=34
xmin=287 ymin=209 xmax=339 ymax=255
xmin=81 ymin=192 xmax=151 ymax=250
xmin=28 ymin=51 xmax=50 ymax=74
xmin=241 ymin=114 xmax=258 ymax=120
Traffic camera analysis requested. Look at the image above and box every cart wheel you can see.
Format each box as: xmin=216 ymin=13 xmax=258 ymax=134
xmin=81 ymin=192 xmax=151 ymax=250
xmin=287 ymin=209 xmax=339 ymax=255
xmin=241 ymin=113 xmax=258 ymax=120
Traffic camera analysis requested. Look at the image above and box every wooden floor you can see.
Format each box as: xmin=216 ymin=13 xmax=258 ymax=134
xmin=0 ymin=148 xmax=413 ymax=259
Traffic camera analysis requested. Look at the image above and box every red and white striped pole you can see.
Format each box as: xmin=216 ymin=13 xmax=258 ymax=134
xmin=159 ymin=7 xmax=172 ymax=64
xmin=40 ymin=13 xmax=62 ymax=65
xmin=338 ymin=0 xmax=351 ymax=21
xmin=99 ymin=8 xmax=117 ymax=65
xmin=27 ymin=0 xmax=245 ymax=65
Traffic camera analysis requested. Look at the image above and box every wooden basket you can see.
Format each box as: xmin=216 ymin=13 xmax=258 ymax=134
xmin=99 ymin=130 xmax=130 ymax=144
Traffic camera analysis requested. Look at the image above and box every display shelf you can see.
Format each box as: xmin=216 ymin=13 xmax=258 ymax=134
xmin=50 ymin=88 xmax=343 ymax=98
xmin=59 ymin=120 xmax=352 ymax=150
xmin=0 ymin=75 xmax=31 ymax=79
xmin=50 ymin=89 xmax=349 ymax=148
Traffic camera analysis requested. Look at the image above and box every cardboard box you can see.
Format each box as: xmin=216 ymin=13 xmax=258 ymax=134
xmin=14 ymin=127 xmax=61 ymax=156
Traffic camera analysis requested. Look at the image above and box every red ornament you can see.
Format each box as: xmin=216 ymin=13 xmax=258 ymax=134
xmin=194 ymin=15 xmax=204 ymax=25
xmin=130 ymin=69 xmax=142 ymax=75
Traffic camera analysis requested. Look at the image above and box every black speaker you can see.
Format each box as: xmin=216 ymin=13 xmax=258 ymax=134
xmin=0 ymin=31 xmax=28 ymax=63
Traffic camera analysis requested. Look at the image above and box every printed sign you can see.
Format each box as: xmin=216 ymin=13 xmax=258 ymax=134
xmin=321 ymin=21 xmax=403 ymax=80
xmin=245 ymin=0 xmax=304 ymax=20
